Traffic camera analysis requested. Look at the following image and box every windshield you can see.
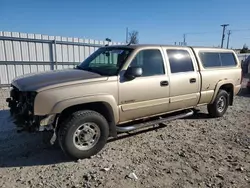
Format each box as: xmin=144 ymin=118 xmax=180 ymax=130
xmin=77 ymin=47 xmax=133 ymax=76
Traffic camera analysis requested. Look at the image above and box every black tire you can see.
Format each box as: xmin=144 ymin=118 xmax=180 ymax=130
xmin=58 ymin=110 xmax=109 ymax=159
xmin=247 ymin=87 xmax=250 ymax=92
xmin=207 ymin=89 xmax=229 ymax=118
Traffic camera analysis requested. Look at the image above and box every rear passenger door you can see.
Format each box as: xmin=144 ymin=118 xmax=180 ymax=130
xmin=163 ymin=47 xmax=201 ymax=111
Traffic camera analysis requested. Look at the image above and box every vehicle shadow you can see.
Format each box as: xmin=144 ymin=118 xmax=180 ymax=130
xmin=184 ymin=112 xmax=212 ymax=119
xmin=0 ymin=109 xmax=70 ymax=168
xmin=0 ymin=108 xmax=228 ymax=168
xmin=237 ymin=88 xmax=250 ymax=98
xmin=108 ymin=124 xmax=167 ymax=143
xmin=0 ymin=109 xmax=171 ymax=168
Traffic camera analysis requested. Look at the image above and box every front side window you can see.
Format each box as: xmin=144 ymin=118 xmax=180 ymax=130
xmin=78 ymin=47 xmax=133 ymax=76
xmin=167 ymin=49 xmax=194 ymax=73
xmin=129 ymin=49 xmax=165 ymax=76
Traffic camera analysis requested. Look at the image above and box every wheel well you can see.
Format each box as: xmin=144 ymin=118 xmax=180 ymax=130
xmin=219 ymin=84 xmax=234 ymax=105
xmin=57 ymin=102 xmax=117 ymax=137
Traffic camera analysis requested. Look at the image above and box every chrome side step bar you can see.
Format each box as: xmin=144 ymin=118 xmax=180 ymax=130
xmin=116 ymin=109 xmax=194 ymax=133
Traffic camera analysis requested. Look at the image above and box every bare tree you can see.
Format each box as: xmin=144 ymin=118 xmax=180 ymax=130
xmin=128 ymin=30 xmax=139 ymax=44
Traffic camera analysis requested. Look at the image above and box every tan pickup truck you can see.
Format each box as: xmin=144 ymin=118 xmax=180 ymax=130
xmin=7 ymin=44 xmax=242 ymax=159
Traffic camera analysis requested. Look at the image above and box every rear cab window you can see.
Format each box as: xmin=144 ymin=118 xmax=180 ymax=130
xmin=198 ymin=51 xmax=237 ymax=68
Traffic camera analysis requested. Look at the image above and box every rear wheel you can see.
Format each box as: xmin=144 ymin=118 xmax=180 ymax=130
xmin=58 ymin=110 xmax=109 ymax=159
xmin=207 ymin=89 xmax=229 ymax=118
xmin=247 ymin=86 xmax=250 ymax=92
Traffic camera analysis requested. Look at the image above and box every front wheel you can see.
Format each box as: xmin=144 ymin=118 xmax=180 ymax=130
xmin=58 ymin=110 xmax=109 ymax=159
xmin=207 ymin=89 xmax=229 ymax=118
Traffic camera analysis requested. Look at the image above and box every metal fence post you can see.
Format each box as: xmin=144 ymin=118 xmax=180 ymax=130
xmin=54 ymin=40 xmax=57 ymax=70
xmin=49 ymin=42 xmax=54 ymax=70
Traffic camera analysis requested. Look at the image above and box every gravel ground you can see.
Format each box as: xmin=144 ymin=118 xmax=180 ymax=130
xmin=0 ymin=80 xmax=250 ymax=188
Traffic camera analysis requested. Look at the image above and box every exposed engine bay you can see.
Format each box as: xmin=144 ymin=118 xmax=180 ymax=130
xmin=6 ymin=85 xmax=55 ymax=132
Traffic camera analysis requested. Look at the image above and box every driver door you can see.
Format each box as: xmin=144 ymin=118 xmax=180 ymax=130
xmin=118 ymin=48 xmax=170 ymax=122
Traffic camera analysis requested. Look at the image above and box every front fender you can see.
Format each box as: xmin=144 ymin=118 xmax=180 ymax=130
xmin=210 ymin=79 xmax=234 ymax=104
xmin=50 ymin=95 xmax=119 ymax=123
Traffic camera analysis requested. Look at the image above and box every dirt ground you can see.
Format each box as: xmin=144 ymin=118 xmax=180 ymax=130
xmin=0 ymin=80 xmax=249 ymax=188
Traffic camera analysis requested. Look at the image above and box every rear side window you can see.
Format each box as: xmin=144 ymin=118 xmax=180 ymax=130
xmin=220 ymin=53 xmax=237 ymax=66
xmin=199 ymin=52 xmax=237 ymax=68
xmin=199 ymin=52 xmax=221 ymax=67
xmin=167 ymin=49 xmax=194 ymax=73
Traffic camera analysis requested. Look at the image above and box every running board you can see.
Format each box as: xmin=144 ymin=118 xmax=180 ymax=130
xmin=116 ymin=109 xmax=194 ymax=133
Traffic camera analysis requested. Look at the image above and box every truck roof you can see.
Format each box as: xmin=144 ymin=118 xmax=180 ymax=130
xmin=105 ymin=44 xmax=235 ymax=52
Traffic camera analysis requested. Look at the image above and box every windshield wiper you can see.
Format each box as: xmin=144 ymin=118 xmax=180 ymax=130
xmin=87 ymin=67 xmax=106 ymax=76
xmin=81 ymin=67 xmax=105 ymax=76
xmin=76 ymin=65 xmax=112 ymax=76
xmin=76 ymin=65 xmax=83 ymax=70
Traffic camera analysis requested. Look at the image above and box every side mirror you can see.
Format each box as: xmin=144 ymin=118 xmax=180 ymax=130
xmin=105 ymin=52 xmax=110 ymax=57
xmin=124 ymin=67 xmax=142 ymax=79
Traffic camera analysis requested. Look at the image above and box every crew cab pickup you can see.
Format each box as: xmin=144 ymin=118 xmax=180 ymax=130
xmin=7 ymin=44 xmax=242 ymax=159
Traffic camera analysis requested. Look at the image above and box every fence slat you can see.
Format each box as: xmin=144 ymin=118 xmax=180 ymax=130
xmin=13 ymin=39 xmax=22 ymax=61
xmin=30 ymin=65 xmax=38 ymax=73
xmin=4 ymin=40 xmax=14 ymax=61
xmin=35 ymin=34 xmax=43 ymax=61
xmin=16 ymin=65 xmax=24 ymax=77
xmin=62 ymin=44 xmax=68 ymax=62
xmin=0 ymin=65 xmax=8 ymax=84
xmin=74 ymin=38 xmax=80 ymax=62
xmin=37 ymin=65 xmax=45 ymax=72
xmin=0 ymin=41 xmax=6 ymax=61
xmin=84 ymin=39 xmax=90 ymax=59
xmin=28 ymin=42 xmax=37 ymax=61
xmin=89 ymin=39 xmax=95 ymax=56
xmin=7 ymin=65 xmax=16 ymax=83
xmin=68 ymin=44 xmax=74 ymax=62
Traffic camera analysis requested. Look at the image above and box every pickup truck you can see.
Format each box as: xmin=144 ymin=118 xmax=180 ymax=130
xmin=6 ymin=44 xmax=242 ymax=159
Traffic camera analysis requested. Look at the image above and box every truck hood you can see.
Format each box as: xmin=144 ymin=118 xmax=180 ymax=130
xmin=11 ymin=68 xmax=106 ymax=91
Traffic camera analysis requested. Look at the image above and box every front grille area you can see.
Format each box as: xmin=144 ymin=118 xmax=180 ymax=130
xmin=7 ymin=86 xmax=39 ymax=131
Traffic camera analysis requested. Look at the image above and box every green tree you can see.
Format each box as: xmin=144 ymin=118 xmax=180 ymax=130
xmin=240 ymin=44 xmax=249 ymax=53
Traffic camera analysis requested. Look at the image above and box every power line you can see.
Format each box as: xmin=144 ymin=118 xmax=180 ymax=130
xmin=184 ymin=28 xmax=250 ymax=36
xmin=180 ymin=27 xmax=250 ymax=47
xmin=185 ymin=31 xmax=221 ymax=35
xmin=230 ymin=28 xmax=250 ymax=32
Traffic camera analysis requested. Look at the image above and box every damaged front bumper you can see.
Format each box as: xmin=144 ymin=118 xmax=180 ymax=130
xmin=38 ymin=114 xmax=57 ymax=131
xmin=7 ymin=108 xmax=57 ymax=132
xmin=6 ymin=86 xmax=57 ymax=132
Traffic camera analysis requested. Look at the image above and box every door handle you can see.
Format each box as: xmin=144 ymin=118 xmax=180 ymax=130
xmin=190 ymin=78 xmax=196 ymax=83
xmin=160 ymin=81 xmax=169 ymax=86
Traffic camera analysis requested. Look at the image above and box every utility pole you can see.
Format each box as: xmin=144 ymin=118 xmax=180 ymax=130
xmin=126 ymin=27 xmax=128 ymax=43
xmin=183 ymin=34 xmax=186 ymax=46
xmin=226 ymin=30 xmax=231 ymax=49
xmin=220 ymin=24 xmax=229 ymax=48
